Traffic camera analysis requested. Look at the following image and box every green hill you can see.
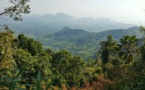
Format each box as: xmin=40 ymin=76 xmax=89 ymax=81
xmin=42 ymin=26 xmax=141 ymax=60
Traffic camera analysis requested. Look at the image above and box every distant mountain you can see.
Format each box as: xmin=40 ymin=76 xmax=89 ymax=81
xmin=95 ymin=26 xmax=141 ymax=40
xmin=53 ymin=27 xmax=88 ymax=39
xmin=42 ymin=26 xmax=141 ymax=59
xmin=51 ymin=13 xmax=74 ymax=21
xmin=0 ymin=13 xmax=137 ymax=36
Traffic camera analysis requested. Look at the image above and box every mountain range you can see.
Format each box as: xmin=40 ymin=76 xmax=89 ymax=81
xmin=0 ymin=13 xmax=137 ymax=36
xmin=0 ymin=13 xmax=141 ymax=59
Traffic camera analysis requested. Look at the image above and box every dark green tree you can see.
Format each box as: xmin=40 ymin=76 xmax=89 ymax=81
xmin=17 ymin=34 xmax=43 ymax=56
xmin=50 ymin=50 xmax=85 ymax=88
xmin=99 ymin=35 xmax=118 ymax=65
xmin=139 ymin=26 xmax=145 ymax=62
xmin=18 ymin=34 xmax=28 ymax=49
xmin=27 ymin=38 xmax=43 ymax=56
xmin=119 ymin=35 xmax=138 ymax=63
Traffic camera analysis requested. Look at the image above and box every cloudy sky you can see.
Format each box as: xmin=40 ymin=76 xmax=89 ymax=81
xmin=1 ymin=0 xmax=145 ymax=25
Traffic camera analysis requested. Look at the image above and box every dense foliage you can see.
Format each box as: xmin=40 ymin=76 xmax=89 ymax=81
xmin=1 ymin=1 xmax=145 ymax=89
xmin=0 ymin=25 xmax=145 ymax=90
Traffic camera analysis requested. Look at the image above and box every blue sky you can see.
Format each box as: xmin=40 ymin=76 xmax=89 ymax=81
xmin=1 ymin=0 xmax=145 ymax=25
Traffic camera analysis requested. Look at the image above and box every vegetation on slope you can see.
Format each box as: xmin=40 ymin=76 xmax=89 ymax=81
xmin=42 ymin=26 xmax=141 ymax=60
xmin=1 ymin=1 xmax=145 ymax=89
xmin=0 ymin=25 xmax=145 ymax=90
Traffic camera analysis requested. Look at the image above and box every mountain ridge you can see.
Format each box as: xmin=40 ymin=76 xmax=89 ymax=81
xmin=0 ymin=13 xmax=137 ymax=35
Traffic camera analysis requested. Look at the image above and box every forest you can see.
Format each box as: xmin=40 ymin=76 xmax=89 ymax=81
xmin=1 ymin=25 xmax=145 ymax=90
xmin=1 ymin=0 xmax=145 ymax=90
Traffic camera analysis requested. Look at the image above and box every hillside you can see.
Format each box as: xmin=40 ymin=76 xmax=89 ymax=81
xmin=42 ymin=26 xmax=141 ymax=59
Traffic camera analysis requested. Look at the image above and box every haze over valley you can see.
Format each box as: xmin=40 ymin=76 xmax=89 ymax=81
xmin=0 ymin=13 xmax=141 ymax=59
xmin=1 ymin=0 xmax=145 ymax=89
xmin=1 ymin=13 xmax=137 ymax=34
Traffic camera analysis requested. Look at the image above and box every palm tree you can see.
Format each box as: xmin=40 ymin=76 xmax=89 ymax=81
xmin=99 ymin=35 xmax=118 ymax=64
xmin=119 ymin=35 xmax=138 ymax=63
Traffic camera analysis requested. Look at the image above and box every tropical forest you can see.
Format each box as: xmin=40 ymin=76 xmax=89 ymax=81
xmin=0 ymin=0 xmax=145 ymax=90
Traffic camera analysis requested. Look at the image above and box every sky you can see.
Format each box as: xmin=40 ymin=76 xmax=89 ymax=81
xmin=1 ymin=0 xmax=145 ymax=25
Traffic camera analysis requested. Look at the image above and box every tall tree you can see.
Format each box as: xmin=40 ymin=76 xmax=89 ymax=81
xmin=99 ymin=35 xmax=118 ymax=65
xmin=140 ymin=26 xmax=145 ymax=40
xmin=0 ymin=27 xmax=16 ymax=70
xmin=119 ymin=35 xmax=138 ymax=63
